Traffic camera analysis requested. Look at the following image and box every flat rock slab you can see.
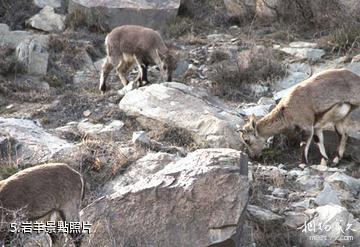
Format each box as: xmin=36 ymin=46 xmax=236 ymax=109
xmin=68 ymin=0 xmax=180 ymax=31
xmin=0 ymin=118 xmax=74 ymax=166
xmin=80 ymin=148 xmax=249 ymax=247
xmin=119 ymin=82 xmax=244 ymax=149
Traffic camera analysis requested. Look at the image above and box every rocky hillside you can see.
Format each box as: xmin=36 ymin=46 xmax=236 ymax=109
xmin=0 ymin=0 xmax=360 ymax=246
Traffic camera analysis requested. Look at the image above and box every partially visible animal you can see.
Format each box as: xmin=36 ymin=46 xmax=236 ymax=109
xmin=0 ymin=163 xmax=84 ymax=246
xmin=99 ymin=25 xmax=177 ymax=93
xmin=239 ymin=68 xmax=360 ymax=166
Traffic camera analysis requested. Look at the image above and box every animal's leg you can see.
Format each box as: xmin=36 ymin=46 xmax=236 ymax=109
xmin=49 ymin=233 xmax=59 ymax=246
xmin=99 ymin=57 xmax=113 ymax=93
xmin=133 ymin=56 xmax=146 ymax=87
xmin=141 ymin=64 xmax=149 ymax=86
xmin=333 ymin=121 xmax=348 ymax=165
xmin=313 ymin=102 xmax=352 ymax=165
xmin=116 ymin=59 xmax=129 ymax=86
xmin=300 ymin=127 xmax=314 ymax=165
xmin=59 ymin=203 xmax=83 ymax=247
xmin=313 ymin=128 xmax=329 ymax=166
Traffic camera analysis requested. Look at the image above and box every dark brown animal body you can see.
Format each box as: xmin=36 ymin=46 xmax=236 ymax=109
xmin=0 ymin=163 xmax=84 ymax=246
xmin=99 ymin=25 xmax=176 ymax=93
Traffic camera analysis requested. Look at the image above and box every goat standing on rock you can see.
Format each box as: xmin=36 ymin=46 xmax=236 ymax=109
xmin=99 ymin=25 xmax=177 ymax=93
xmin=0 ymin=163 xmax=84 ymax=246
xmin=240 ymin=68 xmax=360 ymax=166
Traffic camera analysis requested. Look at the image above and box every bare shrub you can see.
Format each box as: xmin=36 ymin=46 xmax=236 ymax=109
xmin=67 ymin=8 xmax=108 ymax=32
xmin=0 ymin=206 xmax=29 ymax=246
xmin=78 ymin=139 xmax=144 ymax=205
xmin=165 ymin=0 xmax=230 ymax=38
xmin=208 ymin=50 xmax=230 ymax=65
xmin=320 ymin=25 xmax=360 ymax=54
xmin=210 ymin=46 xmax=285 ymax=100
xmin=179 ymin=33 xmax=207 ymax=45
xmin=0 ymin=0 xmax=40 ymax=30
xmin=149 ymin=126 xmax=197 ymax=151
xmin=262 ymin=0 xmax=360 ymax=34
xmin=166 ymin=17 xmax=194 ymax=39
xmin=0 ymin=45 xmax=23 ymax=76
xmin=46 ymin=32 xmax=104 ymax=85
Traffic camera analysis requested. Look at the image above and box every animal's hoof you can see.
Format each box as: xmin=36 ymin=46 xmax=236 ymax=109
xmin=99 ymin=84 xmax=106 ymax=93
xmin=298 ymin=163 xmax=306 ymax=169
xmin=320 ymin=158 xmax=328 ymax=166
xmin=330 ymin=156 xmax=340 ymax=167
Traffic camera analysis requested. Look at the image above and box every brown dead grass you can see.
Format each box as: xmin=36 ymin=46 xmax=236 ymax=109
xmin=0 ymin=0 xmax=40 ymax=30
xmin=0 ymin=45 xmax=23 ymax=76
xmin=210 ymin=46 xmax=285 ymax=101
xmin=149 ymin=126 xmax=198 ymax=151
xmin=78 ymin=139 xmax=145 ymax=205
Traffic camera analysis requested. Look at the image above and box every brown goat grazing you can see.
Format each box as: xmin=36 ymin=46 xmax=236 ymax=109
xmin=240 ymin=68 xmax=360 ymax=166
xmin=0 ymin=163 xmax=84 ymax=246
xmin=99 ymin=25 xmax=177 ymax=93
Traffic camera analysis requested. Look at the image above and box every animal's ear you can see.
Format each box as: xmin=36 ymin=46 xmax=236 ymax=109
xmin=249 ymin=114 xmax=259 ymax=136
xmin=249 ymin=114 xmax=257 ymax=129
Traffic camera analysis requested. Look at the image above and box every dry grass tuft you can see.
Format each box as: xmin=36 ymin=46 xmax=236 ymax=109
xmin=0 ymin=45 xmax=23 ymax=76
xmin=210 ymin=46 xmax=285 ymax=100
xmin=0 ymin=0 xmax=40 ymax=30
xmin=149 ymin=126 xmax=198 ymax=151
xmin=77 ymin=139 xmax=144 ymax=205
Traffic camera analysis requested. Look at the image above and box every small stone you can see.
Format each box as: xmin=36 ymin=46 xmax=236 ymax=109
xmin=284 ymin=212 xmax=310 ymax=229
xmin=272 ymin=188 xmax=290 ymax=198
xmin=296 ymin=174 xmax=323 ymax=191
xmin=258 ymin=97 xmax=275 ymax=105
xmin=291 ymin=198 xmax=313 ymax=209
xmin=351 ymin=54 xmax=360 ymax=63
xmin=117 ymin=81 xmax=137 ymax=97
xmin=83 ymin=110 xmax=91 ymax=117
xmin=289 ymin=41 xmax=318 ymax=48
xmin=314 ymin=183 xmax=341 ymax=206
xmin=325 ymin=172 xmax=360 ymax=195
xmin=298 ymin=163 xmax=306 ymax=169
xmin=242 ymin=104 xmax=272 ymax=117
xmin=247 ymin=205 xmax=284 ymax=224
xmin=132 ymin=131 xmax=151 ymax=146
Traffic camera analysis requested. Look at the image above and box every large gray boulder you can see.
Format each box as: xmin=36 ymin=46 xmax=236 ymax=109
xmin=68 ymin=0 xmax=180 ymax=32
xmin=104 ymin=152 xmax=178 ymax=194
xmin=119 ymin=82 xmax=244 ymax=149
xmin=16 ymin=35 xmax=49 ymax=75
xmin=80 ymin=148 xmax=250 ymax=247
xmin=0 ymin=118 xmax=74 ymax=166
xmin=0 ymin=24 xmax=34 ymax=49
xmin=300 ymin=205 xmax=360 ymax=247
xmin=26 ymin=6 xmax=66 ymax=32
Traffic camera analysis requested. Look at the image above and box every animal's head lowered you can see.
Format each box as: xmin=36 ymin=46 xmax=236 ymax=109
xmin=156 ymin=49 xmax=177 ymax=82
xmin=239 ymin=114 xmax=266 ymax=158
